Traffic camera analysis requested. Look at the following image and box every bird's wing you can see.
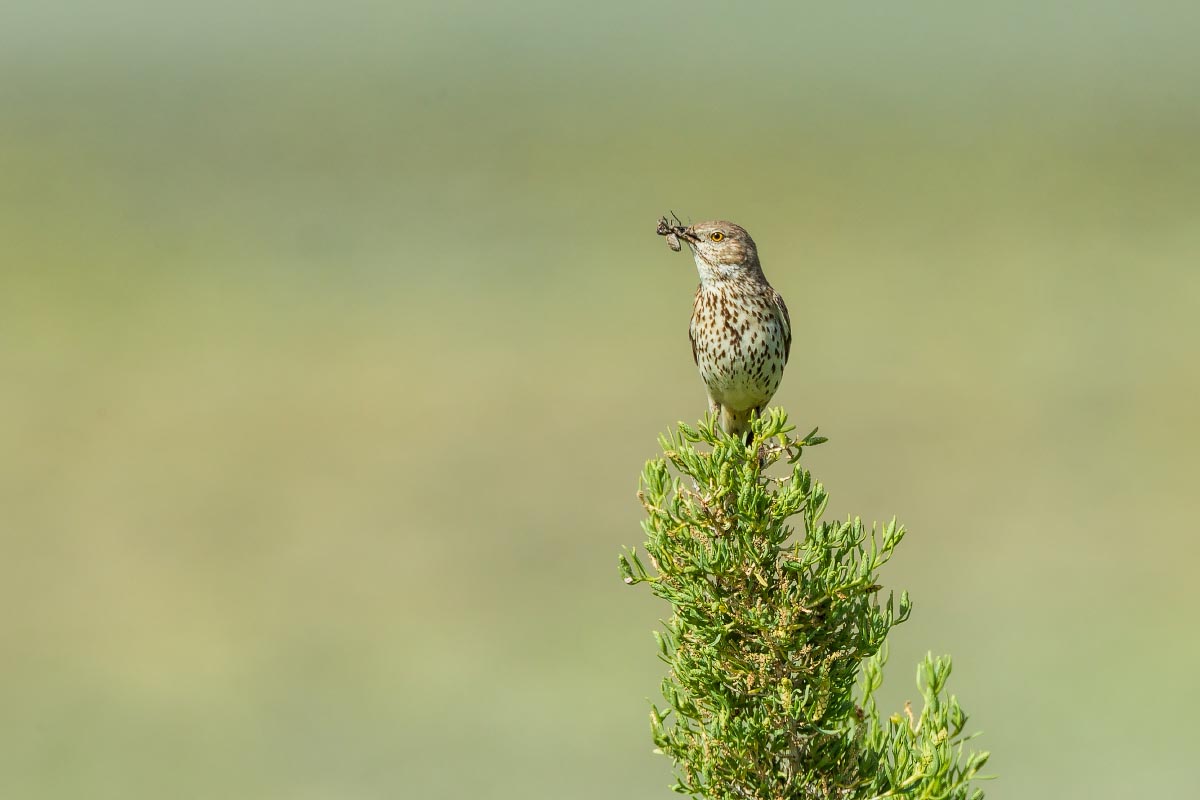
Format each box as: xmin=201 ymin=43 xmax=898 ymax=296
xmin=772 ymin=289 xmax=792 ymax=364
xmin=689 ymin=287 xmax=701 ymax=365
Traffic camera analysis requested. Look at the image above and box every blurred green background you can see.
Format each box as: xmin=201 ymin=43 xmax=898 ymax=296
xmin=3 ymin=2 xmax=1198 ymax=798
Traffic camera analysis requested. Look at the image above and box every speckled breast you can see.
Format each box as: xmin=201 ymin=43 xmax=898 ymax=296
xmin=690 ymin=286 xmax=788 ymax=410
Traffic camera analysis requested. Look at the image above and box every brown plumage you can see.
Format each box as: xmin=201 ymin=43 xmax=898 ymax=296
xmin=660 ymin=219 xmax=791 ymax=441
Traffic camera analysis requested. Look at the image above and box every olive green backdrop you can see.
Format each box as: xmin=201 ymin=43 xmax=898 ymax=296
xmin=3 ymin=3 xmax=1198 ymax=798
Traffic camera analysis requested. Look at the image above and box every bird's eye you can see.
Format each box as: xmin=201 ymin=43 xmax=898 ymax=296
xmin=710 ymin=231 xmax=725 ymax=242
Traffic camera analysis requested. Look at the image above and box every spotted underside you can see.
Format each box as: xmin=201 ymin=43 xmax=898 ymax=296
xmin=689 ymin=280 xmax=791 ymax=437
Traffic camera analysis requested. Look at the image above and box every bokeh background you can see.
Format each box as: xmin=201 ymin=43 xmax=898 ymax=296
xmin=3 ymin=2 xmax=1198 ymax=798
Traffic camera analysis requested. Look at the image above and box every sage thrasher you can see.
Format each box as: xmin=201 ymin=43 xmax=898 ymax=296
xmin=659 ymin=218 xmax=791 ymax=442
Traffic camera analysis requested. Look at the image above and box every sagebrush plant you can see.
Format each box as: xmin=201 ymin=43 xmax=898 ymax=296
xmin=620 ymin=410 xmax=989 ymax=800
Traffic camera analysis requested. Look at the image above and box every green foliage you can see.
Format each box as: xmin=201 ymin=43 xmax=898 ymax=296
xmin=620 ymin=410 xmax=989 ymax=800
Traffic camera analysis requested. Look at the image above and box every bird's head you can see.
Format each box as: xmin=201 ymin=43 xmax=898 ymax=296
xmin=678 ymin=220 xmax=761 ymax=281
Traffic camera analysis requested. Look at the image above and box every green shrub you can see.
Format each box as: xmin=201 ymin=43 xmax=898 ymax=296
xmin=620 ymin=411 xmax=989 ymax=800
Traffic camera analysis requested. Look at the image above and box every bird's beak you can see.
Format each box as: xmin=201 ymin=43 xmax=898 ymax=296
xmin=677 ymin=226 xmax=701 ymax=244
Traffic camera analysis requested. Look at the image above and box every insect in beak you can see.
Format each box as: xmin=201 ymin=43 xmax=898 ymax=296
xmin=657 ymin=212 xmax=696 ymax=251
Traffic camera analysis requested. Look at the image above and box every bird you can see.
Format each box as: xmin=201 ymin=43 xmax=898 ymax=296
xmin=664 ymin=219 xmax=791 ymax=443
